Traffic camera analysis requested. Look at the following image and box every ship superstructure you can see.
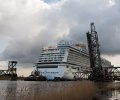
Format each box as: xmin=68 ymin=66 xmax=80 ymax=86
xmin=31 ymin=41 xmax=111 ymax=80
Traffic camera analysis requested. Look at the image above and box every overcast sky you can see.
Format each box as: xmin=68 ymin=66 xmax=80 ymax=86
xmin=0 ymin=0 xmax=120 ymax=76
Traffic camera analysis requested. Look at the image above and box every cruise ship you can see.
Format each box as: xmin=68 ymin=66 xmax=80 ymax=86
xmin=31 ymin=41 xmax=111 ymax=80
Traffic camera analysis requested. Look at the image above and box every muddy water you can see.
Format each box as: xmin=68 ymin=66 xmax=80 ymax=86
xmin=95 ymin=81 xmax=120 ymax=100
xmin=0 ymin=81 xmax=119 ymax=100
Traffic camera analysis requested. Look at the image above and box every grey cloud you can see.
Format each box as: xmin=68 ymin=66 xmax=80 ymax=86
xmin=43 ymin=0 xmax=61 ymax=4
xmin=0 ymin=0 xmax=120 ymax=67
xmin=59 ymin=0 xmax=120 ymax=54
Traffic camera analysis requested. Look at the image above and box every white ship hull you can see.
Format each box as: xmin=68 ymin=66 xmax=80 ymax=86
xmin=62 ymin=72 xmax=74 ymax=80
xmin=33 ymin=65 xmax=77 ymax=80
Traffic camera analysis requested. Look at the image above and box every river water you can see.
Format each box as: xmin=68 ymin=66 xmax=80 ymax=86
xmin=0 ymin=81 xmax=119 ymax=100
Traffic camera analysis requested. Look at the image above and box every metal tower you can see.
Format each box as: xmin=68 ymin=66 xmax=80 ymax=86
xmin=86 ymin=23 xmax=103 ymax=81
xmin=8 ymin=61 xmax=17 ymax=76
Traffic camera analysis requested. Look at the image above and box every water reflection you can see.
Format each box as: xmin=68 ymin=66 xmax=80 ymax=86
xmin=0 ymin=81 xmax=119 ymax=100
xmin=95 ymin=81 xmax=120 ymax=100
xmin=5 ymin=81 xmax=17 ymax=100
xmin=0 ymin=81 xmax=73 ymax=100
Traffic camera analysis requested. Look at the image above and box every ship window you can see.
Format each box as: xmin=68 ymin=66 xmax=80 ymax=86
xmin=72 ymin=67 xmax=76 ymax=69
xmin=37 ymin=66 xmax=58 ymax=68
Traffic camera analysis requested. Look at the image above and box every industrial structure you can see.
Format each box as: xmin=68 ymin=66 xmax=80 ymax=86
xmin=86 ymin=22 xmax=120 ymax=81
xmin=86 ymin=23 xmax=105 ymax=81
xmin=0 ymin=61 xmax=17 ymax=80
